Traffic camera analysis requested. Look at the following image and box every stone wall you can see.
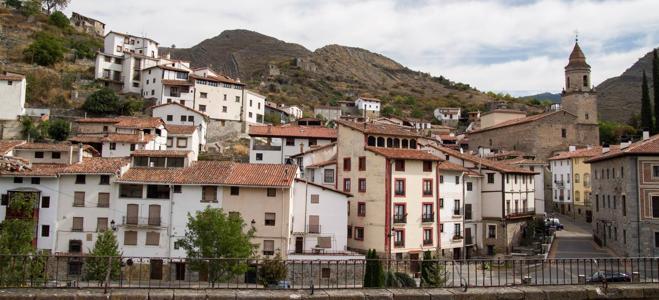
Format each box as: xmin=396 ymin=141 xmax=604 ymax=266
xmin=206 ymin=119 xmax=246 ymax=145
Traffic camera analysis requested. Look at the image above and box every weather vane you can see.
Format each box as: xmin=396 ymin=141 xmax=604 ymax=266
xmin=574 ymin=30 xmax=579 ymax=42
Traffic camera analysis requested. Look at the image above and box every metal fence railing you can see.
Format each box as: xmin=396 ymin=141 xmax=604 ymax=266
xmin=0 ymin=255 xmax=656 ymax=289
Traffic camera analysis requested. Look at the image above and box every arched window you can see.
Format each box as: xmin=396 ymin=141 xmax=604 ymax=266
xmin=583 ymin=75 xmax=588 ymax=87
xmin=402 ymin=139 xmax=409 ymax=149
xmin=386 ymin=138 xmax=393 ymax=148
xmin=367 ymin=136 xmax=376 ymax=146
xmin=410 ymin=139 xmax=417 ymax=149
xmin=377 ymin=137 xmax=385 ymax=147
xmin=393 ymin=138 xmax=400 ymax=148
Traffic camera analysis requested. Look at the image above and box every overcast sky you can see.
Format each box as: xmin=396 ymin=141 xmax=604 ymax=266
xmin=66 ymin=0 xmax=659 ymax=96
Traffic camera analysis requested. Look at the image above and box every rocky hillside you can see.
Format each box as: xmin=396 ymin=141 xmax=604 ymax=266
xmin=162 ymin=30 xmax=535 ymax=119
xmin=596 ymin=48 xmax=657 ymax=124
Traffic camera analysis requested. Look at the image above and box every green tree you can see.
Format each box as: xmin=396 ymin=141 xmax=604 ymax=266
xmin=363 ymin=249 xmax=384 ymax=287
xmin=19 ymin=0 xmax=40 ymax=16
xmin=83 ymin=88 xmax=121 ymax=114
xmin=4 ymin=0 xmax=22 ymax=9
xmin=48 ymin=11 xmax=69 ymax=28
xmin=599 ymin=121 xmax=637 ymax=145
xmin=384 ymin=271 xmax=416 ymax=288
xmin=179 ymin=208 xmax=255 ymax=286
xmin=420 ymin=251 xmax=446 ymax=287
xmin=258 ymin=251 xmax=288 ymax=287
xmin=42 ymin=0 xmax=71 ymax=14
xmin=84 ymin=230 xmax=121 ymax=283
xmin=641 ymin=71 xmax=653 ymax=131
xmin=48 ymin=119 xmax=70 ymax=141
xmin=118 ymin=98 xmax=144 ymax=116
xmin=653 ymin=49 xmax=659 ymax=134
xmin=264 ymin=112 xmax=281 ymax=125
xmin=20 ymin=116 xmax=43 ymax=141
xmin=23 ymin=32 xmax=66 ymax=66
xmin=69 ymin=36 xmax=103 ymax=60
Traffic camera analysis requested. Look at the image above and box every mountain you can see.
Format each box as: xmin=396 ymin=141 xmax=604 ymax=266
xmin=521 ymin=92 xmax=561 ymax=103
xmin=596 ymin=49 xmax=657 ymax=124
xmin=161 ymin=30 xmax=530 ymax=119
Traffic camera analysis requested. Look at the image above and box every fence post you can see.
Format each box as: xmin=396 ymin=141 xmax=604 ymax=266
xmin=104 ymin=256 xmax=111 ymax=294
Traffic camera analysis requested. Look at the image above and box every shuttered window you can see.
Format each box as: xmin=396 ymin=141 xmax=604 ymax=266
xmin=308 ymin=215 xmax=320 ymax=233
xmin=263 ymin=240 xmax=274 ymax=255
xmin=146 ymin=232 xmax=160 ymax=246
xmin=97 ymin=218 xmax=108 ymax=232
xmin=73 ymin=192 xmax=85 ymax=207
xmin=202 ymin=186 xmax=217 ymax=202
xmin=124 ymin=231 xmax=137 ymax=245
xmin=317 ymin=237 xmax=332 ymax=249
xmin=148 ymin=205 xmax=161 ymax=226
xmin=97 ymin=193 xmax=110 ymax=208
xmin=126 ymin=204 xmax=138 ymax=225
xmin=72 ymin=217 xmax=83 ymax=232
xmin=310 ymin=194 xmax=319 ymax=204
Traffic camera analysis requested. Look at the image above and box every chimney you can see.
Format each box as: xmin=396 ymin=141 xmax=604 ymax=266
xmin=165 ymin=53 xmax=170 ymax=59
xmin=643 ymin=131 xmax=650 ymax=141
xmin=602 ymin=144 xmax=610 ymax=153
xmin=267 ymin=125 xmax=272 ymax=133
xmin=77 ymin=143 xmax=84 ymax=163
xmin=568 ymin=145 xmax=576 ymax=152
xmin=68 ymin=145 xmax=74 ymax=164
xmin=620 ymin=141 xmax=632 ymax=149
xmin=139 ymin=131 xmax=145 ymax=141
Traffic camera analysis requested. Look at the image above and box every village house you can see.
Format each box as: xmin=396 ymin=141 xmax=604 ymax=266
xmin=355 ymin=97 xmax=381 ymax=118
xmin=433 ymin=107 xmax=461 ymax=125
xmin=70 ymin=12 xmax=105 ymax=36
xmin=0 ymin=71 xmax=26 ymax=121
xmin=286 ymin=106 xmax=304 ymax=120
xmin=586 ymin=133 xmax=659 ymax=257
xmin=244 ymin=90 xmax=266 ymax=124
xmin=265 ymin=103 xmax=292 ymax=124
xmin=69 ymin=117 xmax=169 ymax=157
xmin=151 ymin=102 xmax=208 ymax=149
xmin=248 ymin=124 xmax=337 ymax=164
xmin=165 ymin=125 xmax=200 ymax=160
xmin=291 ymin=142 xmax=337 ymax=185
xmin=549 ymin=146 xmax=600 ymax=221
xmin=314 ymin=106 xmax=342 ymax=122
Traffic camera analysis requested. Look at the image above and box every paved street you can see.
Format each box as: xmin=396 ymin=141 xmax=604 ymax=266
xmin=550 ymin=216 xmax=613 ymax=259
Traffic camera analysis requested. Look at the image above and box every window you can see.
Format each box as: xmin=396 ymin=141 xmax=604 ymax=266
xmin=622 ymin=195 xmax=626 ymax=216
xmin=73 ymin=192 xmax=85 ymax=207
xmin=454 ymin=199 xmax=461 ymax=215
xmin=202 ymin=186 xmax=217 ymax=202
xmin=440 ymin=224 xmax=444 ymax=232
xmin=343 ymin=158 xmax=351 ymax=171
xmin=222 ymin=106 xmax=227 ymax=113
xmin=465 ymin=204 xmax=472 ymax=220
xmin=13 ymin=177 xmax=22 ymax=183
xmin=343 ymin=178 xmax=351 ymax=192
xmin=177 ymin=138 xmax=188 ymax=148
xmin=394 ymin=203 xmax=406 ymax=223
xmin=595 ymin=195 xmax=599 ymax=211
xmin=455 ymin=176 xmax=460 ymax=185
xmin=439 ymin=198 xmax=444 ymax=208
xmin=41 ymin=196 xmax=50 ymax=208
xmin=145 ymin=232 xmax=160 ymax=246
xmin=31 ymin=177 xmax=40 ymax=184
xmin=561 ymin=128 xmax=567 ymax=138
xmin=75 ymin=175 xmax=86 ymax=184
xmin=488 ymin=225 xmax=496 ymax=239
xmin=230 ymin=186 xmax=240 ymax=195
xmin=35 ymin=151 xmax=44 ymax=158
xmin=653 ymin=196 xmax=659 ymax=218
xmin=99 ymin=175 xmax=110 ymax=185
xmin=41 ymin=225 xmax=50 ymax=237
xmin=347 ymin=226 xmax=352 ymax=238
xmin=310 ymin=194 xmax=319 ymax=204
xmin=172 ymin=185 xmax=182 ymax=193
xmin=422 ymin=179 xmax=432 ymax=196
xmin=188 ymin=116 xmax=194 ymax=122
xmin=120 ymin=184 xmax=143 ymax=198
xmin=265 ymin=213 xmax=276 ymax=226
xmin=124 ymin=231 xmax=137 ymax=245
xmin=358 ymin=178 xmax=366 ymax=192
xmin=146 ymin=185 xmax=170 ymax=199
xmin=423 ymin=228 xmax=433 ymax=245
xmin=466 ymin=182 xmax=473 ymax=191
xmin=110 ymin=143 xmax=116 ymax=150
xmin=393 ymin=229 xmax=405 ymax=247
xmin=357 ymin=202 xmax=366 ymax=216
xmin=263 ymin=240 xmax=275 ymax=256
xmin=439 ymin=176 xmax=443 ymax=183
xmin=359 ymin=157 xmax=366 ymax=171
xmin=255 ymin=153 xmax=263 ymax=161
xmin=72 ymin=217 xmax=83 ymax=232
xmin=236 ymin=96 xmax=240 ymax=102
xmin=394 ymin=179 xmax=405 ymax=196
xmin=394 ymin=160 xmax=405 ymax=171
xmin=166 ymin=115 xmax=173 ymax=121
xmin=487 ymin=173 xmax=495 ymax=184
xmin=180 ymin=116 xmax=187 ymax=122
xmin=52 ymin=152 xmax=61 ymax=159
xmin=200 ymin=92 xmax=208 ymax=99
xmin=654 ymin=166 xmax=659 ymax=177
xmin=97 ymin=193 xmax=110 ymax=208
xmin=96 ymin=217 xmax=108 ymax=232
xmin=422 ymin=203 xmax=433 ymax=222
xmin=656 ymin=232 xmax=659 ymax=248
xmin=324 ymin=169 xmax=334 ymax=183
xmin=199 ymin=105 xmax=206 ymax=112
xmin=354 ymin=227 xmax=364 ymax=240
xmin=285 ymin=138 xmax=295 ymax=146
xmin=266 ymin=188 xmax=277 ymax=197
xmin=423 ymin=161 xmax=432 ymax=172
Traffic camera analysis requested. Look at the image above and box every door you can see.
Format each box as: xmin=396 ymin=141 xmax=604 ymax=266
xmin=453 ymin=248 xmax=461 ymax=260
xmin=308 ymin=215 xmax=320 ymax=233
xmin=150 ymin=259 xmax=163 ymax=280
xmin=148 ymin=204 xmax=161 ymax=226
xmin=175 ymin=262 xmax=186 ymax=281
xmin=409 ymin=253 xmax=420 ymax=273
xmin=465 ymin=246 xmax=473 ymax=259
xmin=465 ymin=228 xmax=472 ymax=245
xmin=126 ymin=204 xmax=138 ymax=225
xmin=295 ymin=237 xmax=304 ymax=254
xmin=586 ymin=210 xmax=592 ymax=223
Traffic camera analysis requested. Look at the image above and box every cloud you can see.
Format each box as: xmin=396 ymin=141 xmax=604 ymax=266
xmin=65 ymin=0 xmax=659 ymax=95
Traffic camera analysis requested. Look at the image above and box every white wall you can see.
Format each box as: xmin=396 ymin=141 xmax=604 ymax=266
xmin=169 ymin=185 xmax=222 ymax=257
xmin=355 ymin=98 xmax=380 ymax=112
xmin=0 ymin=78 xmax=25 ymax=120
xmin=244 ymin=91 xmax=265 ymax=124
xmin=439 ymin=170 xmax=464 ymax=251
xmin=193 ymin=79 xmax=244 ymax=121
xmin=250 ymin=136 xmax=334 ymax=164
xmin=167 ymin=132 xmax=200 ymax=160
xmin=152 ymin=104 xmax=207 ymax=146
xmin=551 ymin=159 xmax=572 ymax=205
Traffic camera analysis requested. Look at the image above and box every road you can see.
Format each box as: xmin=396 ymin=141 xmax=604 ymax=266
xmin=550 ymin=216 xmax=613 ymax=259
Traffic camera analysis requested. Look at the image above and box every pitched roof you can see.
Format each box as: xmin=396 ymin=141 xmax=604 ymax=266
xmin=335 ymin=120 xmax=421 ymax=138
xmin=470 ymin=110 xmax=574 ymax=134
xmin=480 ymin=109 xmax=526 ymax=116
xmin=15 ymin=143 xmax=76 ymax=151
xmin=166 ymin=124 xmax=197 ymax=135
xmin=105 ymin=31 xmax=159 ymax=45
xmin=438 ymin=161 xmax=482 ymax=177
xmin=75 ymin=117 xmax=164 ymax=129
xmin=365 ymin=146 xmax=441 ymax=161
xmin=150 ymin=102 xmax=210 ymax=120
xmin=295 ymin=178 xmax=353 ymax=197
xmin=117 ymin=161 xmax=296 ymax=187
xmin=566 ymin=42 xmax=590 ymax=69
xmin=0 ymin=72 xmax=25 ymax=81
xmin=586 ymin=135 xmax=659 ymax=163
xmin=0 ymin=140 xmax=26 ymax=155
xmin=142 ymin=65 xmax=190 ymax=73
xmin=59 ymin=157 xmax=129 ymax=174
xmin=131 ymin=150 xmax=191 ymax=157
xmin=190 ymin=74 xmax=245 ymax=86
xmin=1 ymin=163 xmax=67 ymax=177
xmin=69 ymin=133 xmax=155 ymax=144
xmin=291 ymin=142 xmax=336 ymax=158
xmin=427 ymin=144 xmax=536 ymax=174
xmin=358 ymin=96 xmax=381 ymax=102
xmin=162 ymin=79 xmax=194 ymax=86
xmin=249 ymin=125 xmax=337 ymax=139
xmin=307 ymin=159 xmax=337 ymax=168
xmin=548 ymin=147 xmax=602 ymax=161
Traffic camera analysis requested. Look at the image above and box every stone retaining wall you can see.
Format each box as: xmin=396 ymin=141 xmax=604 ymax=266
xmin=1 ymin=284 xmax=658 ymax=299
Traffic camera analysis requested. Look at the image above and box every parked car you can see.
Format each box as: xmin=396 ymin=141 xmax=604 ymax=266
xmin=545 ymin=218 xmax=564 ymax=230
xmin=586 ymin=271 xmax=631 ymax=283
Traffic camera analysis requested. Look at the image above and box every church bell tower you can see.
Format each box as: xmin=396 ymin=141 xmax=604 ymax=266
xmin=561 ymin=39 xmax=598 ymax=125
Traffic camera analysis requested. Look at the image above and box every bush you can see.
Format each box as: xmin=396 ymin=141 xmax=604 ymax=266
xmin=69 ymin=36 xmax=102 ymax=60
xmin=4 ymin=0 xmax=22 ymax=8
xmin=258 ymin=251 xmax=288 ymax=287
xmin=83 ymin=88 xmax=121 ymax=114
xmin=363 ymin=249 xmax=384 ymax=287
xmin=23 ymin=32 xmax=66 ymax=66
xmin=119 ymin=98 xmax=144 ymax=116
xmin=48 ymin=119 xmax=70 ymax=141
xmin=19 ymin=0 xmax=40 ymax=16
xmin=48 ymin=11 xmax=69 ymax=28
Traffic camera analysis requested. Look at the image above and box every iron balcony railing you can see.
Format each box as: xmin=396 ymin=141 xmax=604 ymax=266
xmin=0 ymin=254 xmax=656 ymax=289
xmin=506 ymin=208 xmax=536 ymax=219
xmin=122 ymin=216 xmax=162 ymax=227
xmin=306 ymin=225 xmax=321 ymax=234
xmin=421 ymin=213 xmax=434 ymax=223
xmin=393 ymin=214 xmax=407 ymax=224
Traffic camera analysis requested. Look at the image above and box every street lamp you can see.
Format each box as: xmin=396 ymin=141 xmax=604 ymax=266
xmin=110 ymin=220 xmax=116 ymax=231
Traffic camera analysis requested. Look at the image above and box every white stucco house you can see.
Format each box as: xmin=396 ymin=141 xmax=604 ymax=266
xmin=151 ymin=102 xmax=208 ymax=148
xmin=355 ymin=97 xmax=380 ymax=117
xmin=248 ymin=125 xmax=337 ymax=164
xmin=0 ymin=72 xmax=26 ymax=120
xmin=244 ymin=90 xmax=266 ymax=124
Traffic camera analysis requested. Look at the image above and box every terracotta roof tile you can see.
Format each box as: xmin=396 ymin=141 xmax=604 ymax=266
xmin=365 ymin=146 xmax=441 ymax=161
xmin=166 ymin=124 xmax=197 ymax=135
xmin=224 ymin=163 xmax=297 ymax=187
xmin=291 ymin=142 xmax=336 ymax=158
xmin=426 ymin=144 xmax=536 ymax=174
xmin=0 ymin=73 xmax=25 ymax=81
xmin=548 ymin=147 xmax=602 ymax=161
xmin=0 ymin=140 xmax=26 ymax=155
xmin=1 ymin=163 xmax=67 ymax=177
xmin=335 ymin=120 xmax=421 ymax=138
xmin=438 ymin=161 xmax=482 ymax=177
xmin=150 ymin=102 xmax=210 ymax=120
xmin=471 ymin=110 xmax=574 ymax=133
xmin=586 ymin=134 xmax=659 ymax=163
xmin=69 ymin=133 xmax=155 ymax=144
xmin=59 ymin=157 xmax=129 ymax=174
xmin=249 ymin=125 xmax=337 ymax=139
xmin=15 ymin=143 xmax=75 ymax=151
xmin=190 ymin=74 xmax=245 ymax=86
xmin=480 ymin=109 xmax=526 ymax=116
xmin=75 ymin=117 xmax=164 ymax=129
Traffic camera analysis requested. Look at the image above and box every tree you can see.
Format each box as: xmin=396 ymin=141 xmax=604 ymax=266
xmin=48 ymin=119 xmax=70 ymax=141
xmin=599 ymin=121 xmax=637 ymax=145
xmin=641 ymin=71 xmax=653 ymax=132
xmin=4 ymin=0 xmax=22 ymax=9
xmin=83 ymin=88 xmax=121 ymax=114
xmin=42 ymin=0 xmax=71 ymax=14
xmin=258 ymin=251 xmax=288 ymax=287
xmin=23 ymin=32 xmax=66 ymax=66
xmin=48 ymin=11 xmax=69 ymax=28
xmin=653 ymin=49 xmax=659 ymax=134
xmin=363 ymin=249 xmax=384 ymax=287
xmin=20 ymin=116 xmax=43 ymax=141
xmin=19 ymin=0 xmax=40 ymax=16
xmin=420 ymin=251 xmax=446 ymax=287
xmin=118 ymin=98 xmax=144 ymax=116
xmin=84 ymin=230 xmax=121 ymax=283
xmin=179 ymin=208 xmax=255 ymax=286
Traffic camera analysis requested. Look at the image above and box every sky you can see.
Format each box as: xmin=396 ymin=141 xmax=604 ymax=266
xmin=65 ymin=0 xmax=659 ymax=96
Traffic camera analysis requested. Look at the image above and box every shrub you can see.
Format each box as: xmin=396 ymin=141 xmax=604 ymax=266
xmin=83 ymin=88 xmax=121 ymax=114
xmin=19 ymin=0 xmax=40 ymax=16
xmin=48 ymin=119 xmax=70 ymax=141
xmin=69 ymin=36 xmax=102 ymax=60
xmin=118 ymin=98 xmax=144 ymax=116
xmin=48 ymin=11 xmax=69 ymax=28
xmin=4 ymin=0 xmax=22 ymax=8
xmin=258 ymin=251 xmax=288 ymax=287
xmin=85 ymin=230 xmax=121 ymax=283
xmin=23 ymin=32 xmax=66 ymax=66
xmin=363 ymin=249 xmax=384 ymax=287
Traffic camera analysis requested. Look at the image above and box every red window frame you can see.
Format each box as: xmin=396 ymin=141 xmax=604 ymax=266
xmin=358 ymin=178 xmax=366 ymax=193
xmin=395 ymin=160 xmax=405 ymax=172
xmin=343 ymin=178 xmax=351 ymax=192
xmin=358 ymin=156 xmax=366 ymax=171
xmin=393 ymin=203 xmax=406 ymax=220
xmin=423 ymin=161 xmax=432 ymax=172
xmin=394 ymin=178 xmax=406 ymax=197
xmin=354 ymin=226 xmax=364 ymax=241
xmin=343 ymin=157 xmax=351 ymax=171
xmin=423 ymin=228 xmax=433 ymax=245
xmin=357 ymin=202 xmax=366 ymax=217
xmin=393 ymin=228 xmax=405 ymax=248
xmin=422 ymin=202 xmax=434 ymax=221
xmin=422 ymin=179 xmax=433 ymax=197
